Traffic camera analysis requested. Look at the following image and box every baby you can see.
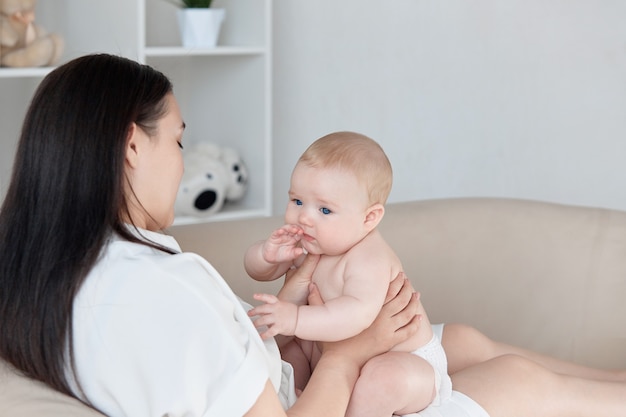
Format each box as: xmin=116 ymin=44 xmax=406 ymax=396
xmin=245 ymin=131 xmax=451 ymax=416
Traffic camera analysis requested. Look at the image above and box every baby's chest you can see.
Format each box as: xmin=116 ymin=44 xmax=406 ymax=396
xmin=311 ymin=257 xmax=348 ymax=300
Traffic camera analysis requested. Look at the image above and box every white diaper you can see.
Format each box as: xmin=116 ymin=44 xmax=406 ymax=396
xmin=400 ymin=324 xmax=491 ymax=417
xmin=411 ymin=333 xmax=452 ymax=406
xmin=411 ymin=391 xmax=490 ymax=417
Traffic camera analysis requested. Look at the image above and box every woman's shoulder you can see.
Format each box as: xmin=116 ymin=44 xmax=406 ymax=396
xmin=83 ymin=232 xmax=231 ymax=309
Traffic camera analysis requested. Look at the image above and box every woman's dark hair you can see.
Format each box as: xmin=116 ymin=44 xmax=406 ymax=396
xmin=0 ymin=54 xmax=173 ymax=402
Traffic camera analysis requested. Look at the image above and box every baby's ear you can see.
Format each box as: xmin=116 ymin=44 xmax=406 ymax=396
xmin=364 ymin=203 xmax=385 ymax=232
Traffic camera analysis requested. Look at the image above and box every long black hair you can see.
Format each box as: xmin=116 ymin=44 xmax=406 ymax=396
xmin=0 ymin=54 xmax=173 ymax=401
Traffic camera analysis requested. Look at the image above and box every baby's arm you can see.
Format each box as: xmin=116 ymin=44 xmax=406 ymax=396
xmin=249 ymin=289 xmax=386 ymax=341
xmin=294 ymin=282 xmax=387 ymax=341
xmin=249 ymin=254 xmax=391 ymax=341
xmin=244 ymin=224 xmax=305 ymax=281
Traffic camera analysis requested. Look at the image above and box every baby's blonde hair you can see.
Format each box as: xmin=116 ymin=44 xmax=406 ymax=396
xmin=297 ymin=131 xmax=393 ymax=205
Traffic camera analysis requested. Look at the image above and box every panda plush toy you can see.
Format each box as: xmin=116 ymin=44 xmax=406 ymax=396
xmin=175 ymin=142 xmax=249 ymax=217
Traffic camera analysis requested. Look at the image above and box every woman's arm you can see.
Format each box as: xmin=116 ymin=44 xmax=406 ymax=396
xmin=295 ymin=274 xmax=420 ymax=417
xmin=245 ymin=273 xmax=421 ymax=417
xmin=244 ymin=381 xmax=289 ymax=416
xmin=276 ymin=253 xmax=320 ymax=305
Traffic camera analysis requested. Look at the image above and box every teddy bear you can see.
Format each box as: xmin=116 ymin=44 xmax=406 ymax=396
xmin=175 ymin=142 xmax=249 ymax=218
xmin=1 ymin=0 xmax=64 ymax=67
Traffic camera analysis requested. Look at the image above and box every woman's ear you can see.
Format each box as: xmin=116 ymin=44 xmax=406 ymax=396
xmin=364 ymin=203 xmax=385 ymax=232
xmin=125 ymin=122 xmax=141 ymax=169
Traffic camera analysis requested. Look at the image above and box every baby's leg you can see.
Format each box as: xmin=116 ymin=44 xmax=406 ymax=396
xmin=279 ymin=338 xmax=313 ymax=392
xmin=346 ymin=351 xmax=436 ymax=417
xmin=442 ymin=323 xmax=626 ymax=382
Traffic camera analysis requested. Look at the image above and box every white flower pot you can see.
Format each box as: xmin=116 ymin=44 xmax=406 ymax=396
xmin=177 ymin=8 xmax=225 ymax=48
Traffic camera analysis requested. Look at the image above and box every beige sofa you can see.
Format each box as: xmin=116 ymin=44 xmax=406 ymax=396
xmin=2 ymin=198 xmax=626 ymax=416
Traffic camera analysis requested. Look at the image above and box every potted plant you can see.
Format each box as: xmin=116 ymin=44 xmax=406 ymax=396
xmin=177 ymin=0 xmax=213 ymax=6
xmin=168 ymin=0 xmax=225 ymax=48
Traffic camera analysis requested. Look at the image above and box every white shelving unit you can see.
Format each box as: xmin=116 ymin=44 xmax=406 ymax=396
xmin=0 ymin=0 xmax=272 ymax=224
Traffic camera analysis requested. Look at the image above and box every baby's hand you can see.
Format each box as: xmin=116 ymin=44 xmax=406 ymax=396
xmin=262 ymin=224 xmax=304 ymax=263
xmin=248 ymin=294 xmax=299 ymax=339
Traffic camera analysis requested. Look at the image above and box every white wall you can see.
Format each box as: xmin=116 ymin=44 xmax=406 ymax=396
xmin=271 ymin=0 xmax=626 ymax=215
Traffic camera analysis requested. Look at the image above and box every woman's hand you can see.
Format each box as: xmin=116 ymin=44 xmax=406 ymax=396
xmin=276 ymin=253 xmax=320 ymax=306
xmin=312 ymin=272 xmax=421 ymax=367
xmin=285 ymin=273 xmax=420 ymax=417
xmin=286 ymin=273 xmax=420 ymax=417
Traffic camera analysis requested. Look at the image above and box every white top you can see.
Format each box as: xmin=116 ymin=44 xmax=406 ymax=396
xmin=70 ymin=228 xmax=296 ymax=417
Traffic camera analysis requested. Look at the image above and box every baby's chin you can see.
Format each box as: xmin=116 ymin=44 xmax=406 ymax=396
xmin=303 ymin=242 xmax=352 ymax=257
xmin=301 ymin=242 xmax=323 ymax=256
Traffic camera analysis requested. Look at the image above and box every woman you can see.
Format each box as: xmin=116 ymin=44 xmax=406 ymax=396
xmin=0 ymin=54 xmax=624 ymax=417
xmin=0 ymin=53 xmax=417 ymax=417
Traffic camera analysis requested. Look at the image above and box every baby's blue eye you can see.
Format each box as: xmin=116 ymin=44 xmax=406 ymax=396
xmin=294 ymin=199 xmax=303 ymax=206
xmin=320 ymin=207 xmax=331 ymax=215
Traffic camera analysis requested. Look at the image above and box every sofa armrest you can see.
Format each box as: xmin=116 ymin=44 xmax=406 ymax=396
xmin=0 ymin=361 xmax=104 ymax=416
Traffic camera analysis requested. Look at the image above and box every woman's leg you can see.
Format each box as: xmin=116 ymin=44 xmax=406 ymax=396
xmin=452 ymin=354 xmax=626 ymax=417
xmin=442 ymin=323 xmax=626 ymax=381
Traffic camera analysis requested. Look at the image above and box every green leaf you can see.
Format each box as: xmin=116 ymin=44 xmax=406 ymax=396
xmin=165 ymin=0 xmax=213 ymax=7
xmin=181 ymin=0 xmax=213 ymax=7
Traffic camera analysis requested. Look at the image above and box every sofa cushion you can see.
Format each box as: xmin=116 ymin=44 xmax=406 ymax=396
xmin=0 ymin=361 xmax=104 ymax=417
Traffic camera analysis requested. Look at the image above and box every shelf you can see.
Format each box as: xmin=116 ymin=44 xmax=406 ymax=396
xmin=144 ymin=46 xmax=266 ymax=57
xmin=0 ymin=67 xmax=54 ymax=78
xmin=173 ymin=207 xmax=269 ymax=226
xmin=0 ymin=0 xmax=272 ymax=224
